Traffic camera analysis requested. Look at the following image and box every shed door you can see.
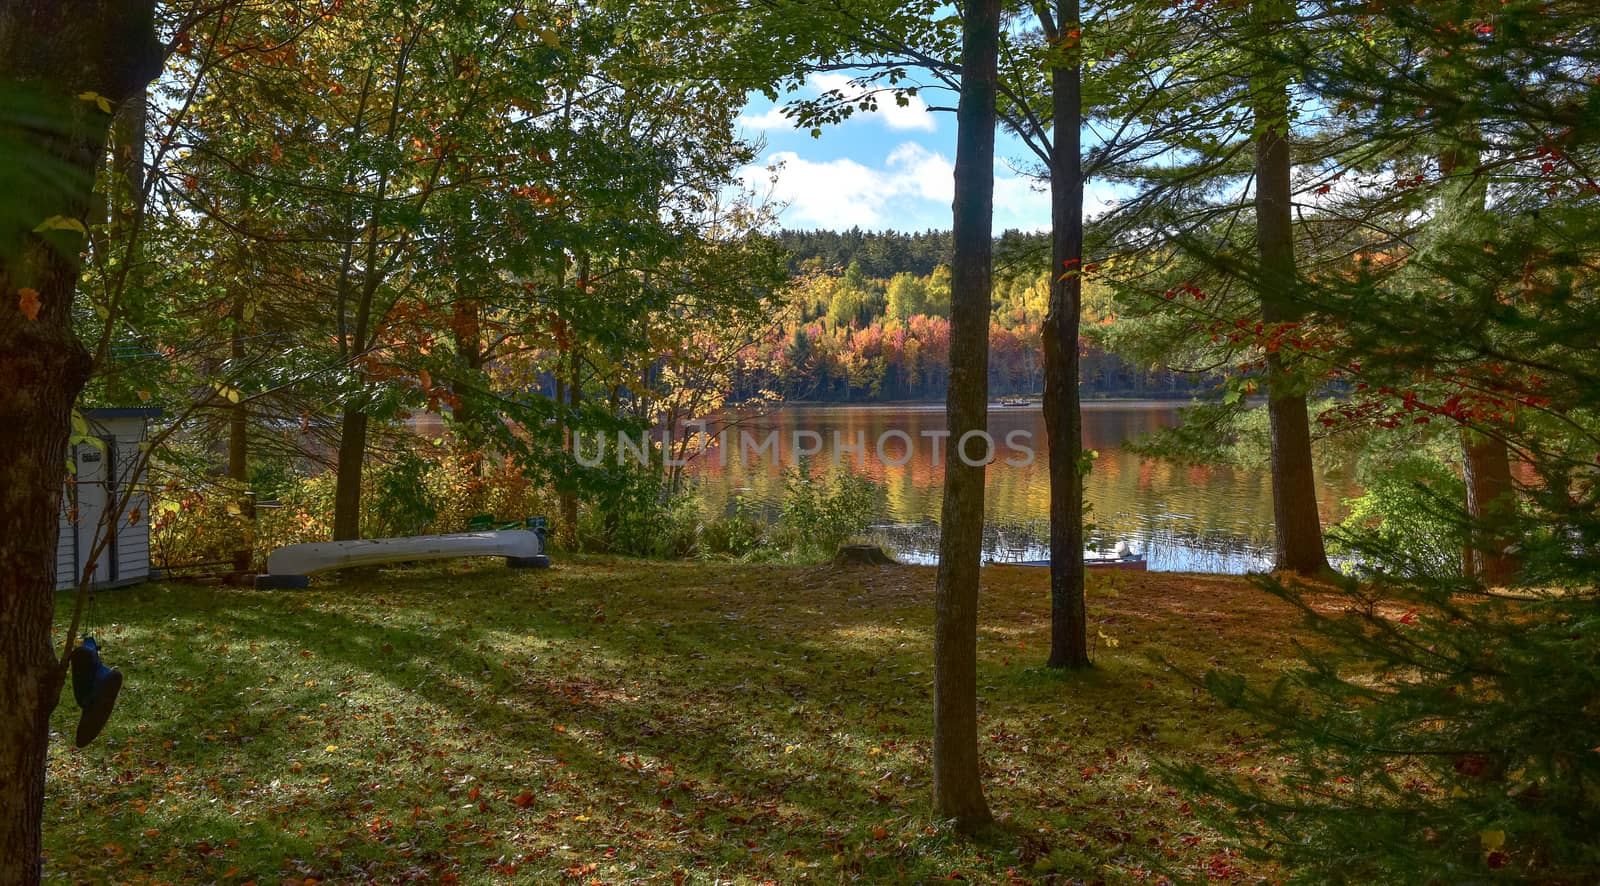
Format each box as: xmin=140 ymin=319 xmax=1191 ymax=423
xmin=74 ymin=439 xmax=117 ymax=585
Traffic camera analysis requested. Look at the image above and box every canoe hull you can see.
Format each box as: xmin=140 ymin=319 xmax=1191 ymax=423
xmin=1012 ymin=556 xmax=1148 ymax=572
xmin=264 ymin=529 xmax=545 ymax=578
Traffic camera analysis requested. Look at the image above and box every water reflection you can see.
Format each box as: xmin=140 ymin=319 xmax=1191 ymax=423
xmin=685 ymin=402 xmax=1356 ymax=574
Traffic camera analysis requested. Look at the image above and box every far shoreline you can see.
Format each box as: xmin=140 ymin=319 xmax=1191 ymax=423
xmin=758 ymin=395 xmax=1212 ymax=410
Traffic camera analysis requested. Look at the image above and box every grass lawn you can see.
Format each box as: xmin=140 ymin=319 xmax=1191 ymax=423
xmin=46 ymin=558 xmax=1314 ymax=884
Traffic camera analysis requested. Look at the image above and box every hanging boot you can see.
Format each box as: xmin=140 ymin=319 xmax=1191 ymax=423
xmin=69 ymin=636 xmax=103 ymax=708
xmin=70 ymin=637 xmax=123 ymax=748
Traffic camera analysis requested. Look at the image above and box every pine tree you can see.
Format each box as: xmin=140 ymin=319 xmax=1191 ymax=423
xmin=1168 ymin=3 xmax=1600 ymax=881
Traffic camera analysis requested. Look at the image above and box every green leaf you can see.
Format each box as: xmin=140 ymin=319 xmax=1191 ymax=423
xmin=33 ymin=215 xmax=87 ymax=236
xmin=76 ymin=91 xmax=113 ymax=114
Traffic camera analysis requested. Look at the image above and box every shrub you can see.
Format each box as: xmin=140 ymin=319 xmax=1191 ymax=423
xmin=1329 ymin=454 xmax=1467 ymax=578
xmin=366 ymin=451 xmax=439 ymax=538
xmin=699 ymin=497 xmax=767 ymax=559
xmin=764 ymin=466 xmax=882 ymax=560
xmin=151 ymin=446 xmax=555 ymax=571
xmin=1168 ymin=480 xmax=1600 ymax=884
xmin=574 ymin=467 xmax=701 ymax=558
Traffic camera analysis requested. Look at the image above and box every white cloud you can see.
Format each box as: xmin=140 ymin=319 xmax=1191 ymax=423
xmin=991 ymin=176 xmax=1122 ymax=232
xmin=736 ymin=105 xmax=795 ymax=131
xmin=740 ymin=150 xmax=908 ymax=229
xmin=811 ymin=73 xmax=937 ymax=133
xmin=737 ymin=74 xmax=938 ymax=136
xmin=994 ymin=176 xmax=1048 ymax=230
xmin=886 ymin=143 xmax=953 ymax=203
xmin=741 ymin=142 xmax=1069 ymax=232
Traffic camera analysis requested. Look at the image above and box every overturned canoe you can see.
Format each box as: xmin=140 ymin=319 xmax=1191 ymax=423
xmin=1013 ymin=554 xmax=1148 ymax=571
xmin=257 ymin=529 xmax=547 ymax=588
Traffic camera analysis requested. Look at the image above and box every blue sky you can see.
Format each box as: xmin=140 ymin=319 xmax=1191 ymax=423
xmin=734 ymin=74 xmax=1120 ymax=234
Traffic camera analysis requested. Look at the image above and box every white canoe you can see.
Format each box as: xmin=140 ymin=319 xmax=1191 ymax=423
xmin=264 ymin=529 xmax=545 ymax=578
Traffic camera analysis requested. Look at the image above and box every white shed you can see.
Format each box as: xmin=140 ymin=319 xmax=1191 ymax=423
xmin=56 ymin=408 xmax=162 ymax=591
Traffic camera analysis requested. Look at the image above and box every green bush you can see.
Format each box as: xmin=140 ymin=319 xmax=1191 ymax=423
xmin=699 ymin=497 xmax=767 ymax=559
xmin=1169 ymin=465 xmax=1600 ymax=883
xmin=366 ymin=451 xmax=439 ymax=538
xmin=1330 ymin=455 xmax=1466 ymax=578
xmin=574 ymin=467 xmax=701 ymax=558
xmin=765 ymin=466 xmax=881 ymax=559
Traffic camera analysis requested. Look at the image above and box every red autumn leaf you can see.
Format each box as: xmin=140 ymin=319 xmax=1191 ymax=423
xmin=18 ymin=288 xmax=41 ymax=321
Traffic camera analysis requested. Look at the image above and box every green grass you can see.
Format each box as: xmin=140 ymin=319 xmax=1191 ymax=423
xmin=46 ymin=558 xmax=1308 ymax=884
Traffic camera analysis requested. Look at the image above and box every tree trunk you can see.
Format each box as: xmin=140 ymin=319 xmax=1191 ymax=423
xmin=449 ymin=275 xmax=486 ymax=475
xmin=0 ymin=2 xmax=163 ymax=880
xmin=0 ymin=264 xmax=89 ymax=884
xmin=331 ymin=406 xmax=368 ymax=540
xmin=1436 ymin=142 xmax=1520 ymax=585
xmin=1461 ymin=427 xmax=1519 ymax=584
xmin=560 ymin=342 xmax=581 ymax=548
xmin=1250 ymin=16 xmax=1330 ymax=576
xmin=932 ymin=0 xmax=999 ymax=829
xmin=228 ymin=293 xmax=252 ymax=574
xmin=1039 ymin=0 xmax=1089 ymax=670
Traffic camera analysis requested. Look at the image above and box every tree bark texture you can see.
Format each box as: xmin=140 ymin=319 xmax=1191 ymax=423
xmin=1461 ymin=427 xmax=1519 ymax=584
xmin=932 ymin=0 xmax=1000 ymax=828
xmin=331 ymin=405 xmax=369 ymax=540
xmin=0 ymin=2 xmax=163 ymax=881
xmin=1040 ymin=0 xmax=1089 ymax=670
xmin=1250 ymin=26 xmax=1330 ymax=576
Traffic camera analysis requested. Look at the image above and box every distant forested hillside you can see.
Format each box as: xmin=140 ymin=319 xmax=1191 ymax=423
xmin=738 ymin=229 xmax=1217 ymax=403
xmin=775 ymin=229 xmax=952 ymax=278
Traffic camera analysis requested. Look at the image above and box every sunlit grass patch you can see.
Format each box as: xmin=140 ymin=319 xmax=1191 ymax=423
xmin=47 ymin=558 xmax=1304 ymax=883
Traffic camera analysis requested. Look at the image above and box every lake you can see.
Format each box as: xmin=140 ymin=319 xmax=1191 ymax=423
xmin=683 ymin=402 xmax=1357 ymax=573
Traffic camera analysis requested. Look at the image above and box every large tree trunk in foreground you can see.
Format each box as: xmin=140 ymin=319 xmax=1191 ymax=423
xmin=0 ymin=3 xmax=163 ymax=881
xmin=1250 ymin=24 xmax=1330 ymax=576
xmin=1039 ymin=0 xmax=1089 ymax=670
xmin=932 ymin=0 xmax=999 ymax=829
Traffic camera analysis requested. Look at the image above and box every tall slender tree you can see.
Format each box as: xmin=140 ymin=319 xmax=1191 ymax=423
xmin=1035 ymin=0 xmax=1090 ymax=668
xmin=932 ymin=0 xmax=1000 ymax=828
xmin=1435 ymin=138 xmax=1519 ymax=584
xmin=1250 ymin=0 xmax=1329 ymax=575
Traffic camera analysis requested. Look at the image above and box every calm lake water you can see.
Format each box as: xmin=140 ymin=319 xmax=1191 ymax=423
xmin=683 ymin=402 xmax=1357 ymax=574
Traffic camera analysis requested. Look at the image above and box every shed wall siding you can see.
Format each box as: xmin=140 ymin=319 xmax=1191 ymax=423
xmin=55 ymin=499 xmax=78 ymax=591
xmin=55 ymin=415 xmax=155 ymax=589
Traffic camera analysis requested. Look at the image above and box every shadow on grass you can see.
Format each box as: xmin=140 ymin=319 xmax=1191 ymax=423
xmin=46 ymin=557 xmax=1285 ymax=883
